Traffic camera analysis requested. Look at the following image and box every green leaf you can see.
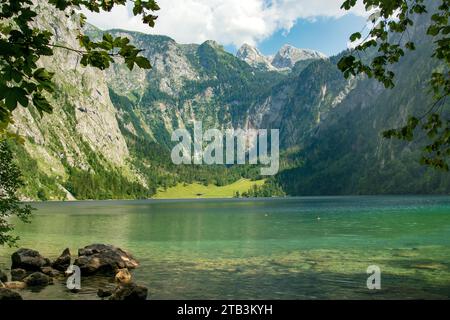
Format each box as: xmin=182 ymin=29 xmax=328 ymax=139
xmin=32 ymin=92 xmax=53 ymax=115
xmin=4 ymin=87 xmax=28 ymax=109
xmin=350 ymin=32 xmax=362 ymax=42
xmin=134 ymin=56 xmax=151 ymax=69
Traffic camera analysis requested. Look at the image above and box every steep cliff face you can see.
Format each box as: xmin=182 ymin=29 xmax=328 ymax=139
xmin=9 ymin=3 xmax=140 ymax=200
xmin=276 ymin=7 xmax=450 ymax=195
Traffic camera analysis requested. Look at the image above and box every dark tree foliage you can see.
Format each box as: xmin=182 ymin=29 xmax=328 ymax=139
xmin=339 ymin=0 xmax=449 ymax=170
xmin=0 ymin=140 xmax=33 ymax=246
xmin=0 ymin=0 xmax=158 ymax=135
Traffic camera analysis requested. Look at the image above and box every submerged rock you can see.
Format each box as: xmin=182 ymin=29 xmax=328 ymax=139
xmin=24 ymin=272 xmax=53 ymax=287
xmin=109 ymin=283 xmax=148 ymax=300
xmin=11 ymin=248 xmax=50 ymax=271
xmin=115 ymin=269 xmax=132 ymax=284
xmin=52 ymin=248 xmax=71 ymax=271
xmin=0 ymin=288 xmax=23 ymax=300
xmin=0 ymin=270 xmax=7 ymax=283
xmin=97 ymin=288 xmax=113 ymax=298
xmin=11 ymin=268 xmax=27 ymax=281
xmin=74 ymin=244 xmax=139 ymax=275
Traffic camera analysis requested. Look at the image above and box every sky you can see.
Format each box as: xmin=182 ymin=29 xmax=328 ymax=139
xmin=83 ymin=0 xmax=368 ymax=57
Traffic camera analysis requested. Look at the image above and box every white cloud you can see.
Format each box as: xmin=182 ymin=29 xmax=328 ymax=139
xmin=82 ymin=0 xmax=366 ymax=47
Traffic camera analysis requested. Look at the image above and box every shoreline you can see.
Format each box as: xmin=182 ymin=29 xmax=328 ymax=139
xmin=20 ymin=193 xmax=450 ymax=204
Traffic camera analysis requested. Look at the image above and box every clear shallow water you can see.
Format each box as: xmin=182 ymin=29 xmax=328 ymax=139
xmin=1 ymin=196 xmax=450 ymax=299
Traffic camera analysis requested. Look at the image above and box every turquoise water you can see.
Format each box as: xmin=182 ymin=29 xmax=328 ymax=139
xmin=1 ymin=196 xmax=450 ymax=299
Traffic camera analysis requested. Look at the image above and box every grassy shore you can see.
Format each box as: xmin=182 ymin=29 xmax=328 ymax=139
xmin=153 ymin=179 xmax=266 ymax=199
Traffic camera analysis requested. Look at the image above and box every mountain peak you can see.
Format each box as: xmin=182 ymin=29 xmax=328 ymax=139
xmin=272 ymin=45 xmax=327 ymax=69
xmin=203 ymin=40 xmax=222 ymax=49
xmin=236 ymin=43 xmax=275 ymax=71
xmin=236 ymin=43 xmax=327 ymax=71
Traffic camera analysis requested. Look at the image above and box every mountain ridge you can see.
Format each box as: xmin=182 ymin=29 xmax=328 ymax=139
xmin=236 ymin=43 xmax=327 ymax=71
xmin=8 ymin=2 xmax=450 ymax=200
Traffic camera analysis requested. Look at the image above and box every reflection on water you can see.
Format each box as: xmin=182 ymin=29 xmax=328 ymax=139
xmin=1 ymin=196 xmax=450 ymax=299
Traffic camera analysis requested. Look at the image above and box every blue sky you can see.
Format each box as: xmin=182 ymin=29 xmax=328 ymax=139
xmin=83 ymin=0 xmax=368 ymax=57
xmin=227 ymin=14 xmax=366 ymax=57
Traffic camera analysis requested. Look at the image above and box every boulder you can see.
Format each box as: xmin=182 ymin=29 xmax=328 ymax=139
xmin=11 ymin=248 xmax=50 ymax=271
xmin=0 ymin=288 xmax=23 ymax=300
xmin=74 ymin=244 xmax=139 ymax=275
xmin=0 ymin=270 xmax=7 ymax=283
xmin=52 ymin=248 xmax=71 ymax=271
xmin=23 ymin=272 xmax=53 ymax=287
xmin=97 ymin=288 xmax=113 ymax=298
xmin=115 ymin=269 xmax=132 ymax=284
xmin=109 ymin=283 xmax=148 ymax=300
xmin=11 ymin=268 xmax=27 ymax=281
xmin=3 ymin=281 xmax=26 ymax=289
xmin=41 ymin=266 xmax=61 ymax=278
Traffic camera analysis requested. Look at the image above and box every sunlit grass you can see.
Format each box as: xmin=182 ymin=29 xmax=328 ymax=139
xmin=153 ymin=178 xmax=266 ymax=199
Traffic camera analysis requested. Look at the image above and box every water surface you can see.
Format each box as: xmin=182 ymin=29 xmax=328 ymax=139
xmin=1 ymin=196 xmax=450 ymax=299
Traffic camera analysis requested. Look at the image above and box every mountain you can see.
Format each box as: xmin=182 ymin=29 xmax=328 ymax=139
xmin=8 ymin=2 xmax=142 ymax=201
xmin=271 ymin=45 xmax=327 ymax=69
xmin=236 ymin=43 xmax=326 ymax=71
xmin=236 ymin=44 xmax=276 ymax=71
xmin=275 ymin=4 xmax=450 ymax=195
xmin=8 ymin=1 xmax=450 ymax=200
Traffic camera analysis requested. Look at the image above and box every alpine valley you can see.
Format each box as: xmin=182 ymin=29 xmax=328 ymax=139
xmin=8 ymin=2 xmax=450 ymax=201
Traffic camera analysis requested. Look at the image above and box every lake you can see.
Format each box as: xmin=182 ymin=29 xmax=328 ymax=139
xmin=1 ymin=196 xmax=450 ymax=299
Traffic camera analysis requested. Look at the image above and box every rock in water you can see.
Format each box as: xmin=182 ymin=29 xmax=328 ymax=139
xmin=52 ymin=248 xmax=71 ymax=271
xmin=41 ymin=266 xmax=61 ymax=278
xmin=23 ymin=272 xmax=53 ymax=287
xmin=74 ymin=244 xmax=139 ymax=275
xmin=0 ymin=288 xmax=23 ymax=300
xmin=4 ymin=281 xmax=26 ymax=289
xmin=11 ymin=269 xmax=27 ymax=281
xmin=115 ymin=269 xmax=132 ymax=284
xmin=0 ymin=270 xmax=7 ymax=283
xmin=109 ymin=283 xmax=148 ymax=300
xmin=97 ymin=288 xmax=113 ymax=298
xmin=11 ymin=248 xmax=50 ymax=271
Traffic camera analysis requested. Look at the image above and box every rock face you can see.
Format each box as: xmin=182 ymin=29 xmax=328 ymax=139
xmin=0 ymin=288 xmax=23 ymax=300
xmin=52 ymin=248 xmax=71 ymax=271
xmin=10 ymin=2 xmax=132 ymax=201
xmin=23 ymin=272 xmax=53 ymax=287
xmin=74 ymin=244 xmax=139 ymax=275
xmin=109 ymin=283 xmax=148 ymax=300
xmin=11 ymin=269 xmax=27 ymax=281
xmin=11 ymin=248 xmax=50 ymax=271
xmin=41 ymin=266 xmax=61 ymax=278
xmin=0 ymin=270 xmax=7 ymax=282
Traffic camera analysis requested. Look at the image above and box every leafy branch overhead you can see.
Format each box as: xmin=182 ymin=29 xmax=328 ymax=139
xmin=0 ymin=0 xmax=158 ymax=135
xmin=339 ymin=0 xmax=449 ymax=171
xmin=0 ymin=140 xmax=33 ymax=247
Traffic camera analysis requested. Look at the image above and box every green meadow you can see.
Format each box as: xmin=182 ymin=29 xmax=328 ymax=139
xmin=153 ymin=179 xmax=266 ymax=199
